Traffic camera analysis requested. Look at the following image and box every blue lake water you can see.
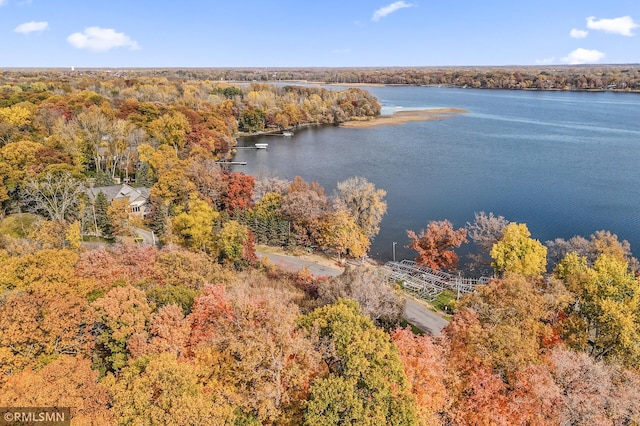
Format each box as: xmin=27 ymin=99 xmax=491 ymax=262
xmin=235 ymin=87 xmax=640 ymax=264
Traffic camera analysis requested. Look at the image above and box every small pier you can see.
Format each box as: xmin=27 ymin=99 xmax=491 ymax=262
xmin=214 ymin=161 xmax=247 ymax=166
xmin=265 ymin=131 xmax=294 ymax=137
xmin=236 ymin=143 xmax=268 ymax=150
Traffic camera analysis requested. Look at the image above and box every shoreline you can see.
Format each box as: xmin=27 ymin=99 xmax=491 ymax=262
xmin=234 ymin=108 xmax=468 ymax=144
xmin=340 ymin=108 xmax=468 ymax=128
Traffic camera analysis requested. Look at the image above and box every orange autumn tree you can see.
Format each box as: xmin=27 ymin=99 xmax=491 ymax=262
xmin=143 ymin=304 xmax=191 ymax=357
xmin=440 ymin=309 xmax=510 ymax=425
xmin=74 ymin=244 xmax=158 ymax=293
xmin=407 ymin=219 xmax=467 ymax=271
xmin=391 ymin=328 xmax=448 ymax=426
xmin=0 ymin=290 xmax=94 ymax=376
xmin=91 ymin=285 xmax=153 ymax=373
xmin=441 ymin=273 xmax=573 ymax=424
xmin=280 ymin=177 xmax=329 ymax=246
xmin=188 ymin=283 xmax=321 ymax=424
xmin=0 ymin=356 xmax=112 ymax=425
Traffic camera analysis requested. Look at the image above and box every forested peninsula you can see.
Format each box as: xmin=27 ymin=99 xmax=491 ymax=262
xmin=1 ymin=71 xmax=639 ymax=425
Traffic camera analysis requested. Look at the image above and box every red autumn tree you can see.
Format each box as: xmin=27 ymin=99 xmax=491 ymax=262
xmin=407 ymin=219 xmax=467 ymax=270
xmin=223 ymin=171 xmax=255 ymax=215
xmin=187 ymin=284 xmax=235 ymax=349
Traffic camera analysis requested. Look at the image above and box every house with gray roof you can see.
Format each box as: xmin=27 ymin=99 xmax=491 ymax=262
xmin=87 ymin=184 xmax=151 ymax=218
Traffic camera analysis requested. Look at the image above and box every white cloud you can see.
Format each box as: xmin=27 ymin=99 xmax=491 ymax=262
xmin=0 ymin=0 xmax=8 ymax=6
xmin=562 ymin=48 xmax=605 ymax=64
xmin=570 ymin=28 xmax=588 ymax=38
xmin=586 ymin=15 xmax=638 ymax=36
xmin=372 ymin=1 xmax=413 ymax=22
xmin=535 ymin=56 xmax=555 ymax=65
xmin=67 ymin=26 xmax=140 ymax=52
xmin=14 ymin=21 xmax=48 ymax=34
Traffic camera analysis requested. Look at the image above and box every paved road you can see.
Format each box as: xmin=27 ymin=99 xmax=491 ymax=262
xmin=133 ymin=228 xmax=156 ymax=245
xmin=256 ymin=251 xmax=449 ymax=336
xmin=256 ymin=252 xmax=344 ymax=277
xmin=403 ymin=297 xmax=450 ymax=336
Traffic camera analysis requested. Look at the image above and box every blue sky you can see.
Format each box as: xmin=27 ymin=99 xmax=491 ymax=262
xmin=1 ymin=0 xmax=639 ymax=68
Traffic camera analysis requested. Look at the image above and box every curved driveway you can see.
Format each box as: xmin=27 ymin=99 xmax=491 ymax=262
xmin=256 ymin=251 xmax=449 ymax=336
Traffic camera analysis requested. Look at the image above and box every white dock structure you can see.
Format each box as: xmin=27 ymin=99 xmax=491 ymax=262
xmin=382 ymin=260 xmax=491 ymax=301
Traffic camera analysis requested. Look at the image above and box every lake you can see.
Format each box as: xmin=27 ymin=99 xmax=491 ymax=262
xmin=235 ymin=86 xmax=640 ymax=265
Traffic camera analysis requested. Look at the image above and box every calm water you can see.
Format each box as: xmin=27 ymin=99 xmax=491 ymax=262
xmin=235 ymin=87 xmax=640 ymax=264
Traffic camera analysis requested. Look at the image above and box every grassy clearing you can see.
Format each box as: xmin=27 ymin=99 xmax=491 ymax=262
xmin=430 ymin=289 xmax=457 ymax=320
xmin=0 ymin=213 xmax=41 ymax=238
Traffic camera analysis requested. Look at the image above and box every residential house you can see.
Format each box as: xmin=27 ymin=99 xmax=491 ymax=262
xmin=87 ymin=184 xmax=151 ymax=218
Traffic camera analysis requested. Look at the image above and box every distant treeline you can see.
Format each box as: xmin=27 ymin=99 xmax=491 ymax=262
xmin=4 ymin=65 xmax=640 ymax=91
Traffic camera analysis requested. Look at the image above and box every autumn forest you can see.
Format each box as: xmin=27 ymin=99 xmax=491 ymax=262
xmin=0 ymin=69 xmax=639 ymax=425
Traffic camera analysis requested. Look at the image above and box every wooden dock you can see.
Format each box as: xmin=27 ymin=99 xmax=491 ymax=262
xmin=215 ymin=161 xmax=247 ymax=166
xmin=265 ymin=131 xmax=293 ymax=137
xmin=235 ymin=145 xmax=267 ymax=150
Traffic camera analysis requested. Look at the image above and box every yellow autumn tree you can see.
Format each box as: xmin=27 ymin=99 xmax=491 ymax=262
xmin=490 ymin=222 xmax=547 ymax=278
xmin=335 ymin=176 xmax=387 ymax=240
xmin=217 ymin=220 xmax=254 ymax=265
xmin=148 ymin=110 xmax=191 ymax=154
xmin=317 ymin=210 xmax=370 ymax=261
xmin=0 ymin=140 xmax=43 ymax=188
xmin=557 ymin=253 xmax=640 ymax=368
xmin=0 ymin=248 xmax=80 ymax=294
xmin=171 ymin=194 xmax=219 ymax=252
xmin=106 ymin=352 xmax=235 ymax=425
xmin=0 ymin=104 xmax=33 ymax=128
xmin=107 ymin=198 xmax=131 ymax=237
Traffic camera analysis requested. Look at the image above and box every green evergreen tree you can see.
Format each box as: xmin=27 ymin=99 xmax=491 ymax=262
xmin=94 ymin=171 xmax=115 ymax=187
xmin=135 ymin=162 xmax=155 ymax=187
xmin=150 ymin=200 xmax=169 ymax=241
xmin=94 ymin=191 xmax=113 ymax=238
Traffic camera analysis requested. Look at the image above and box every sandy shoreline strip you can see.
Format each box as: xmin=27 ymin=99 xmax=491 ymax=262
xmin=340 ymin=108 xmax=468 ymax=128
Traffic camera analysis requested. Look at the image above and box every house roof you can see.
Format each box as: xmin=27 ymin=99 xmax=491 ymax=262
xmin=88 ymin=184 xmax=150 ymax=206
